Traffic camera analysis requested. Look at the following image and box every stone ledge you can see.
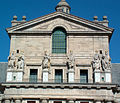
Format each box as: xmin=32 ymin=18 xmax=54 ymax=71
xmin=1 ymin=83 xmax=117 ymax=91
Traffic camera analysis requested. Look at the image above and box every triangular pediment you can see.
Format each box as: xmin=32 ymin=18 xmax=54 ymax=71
xmin=6 ymin=12 xmax=113 ymax=34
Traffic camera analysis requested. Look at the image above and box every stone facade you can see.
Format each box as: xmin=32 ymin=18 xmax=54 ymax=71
xmin=0 ymin=0 xmax=120 ymax=103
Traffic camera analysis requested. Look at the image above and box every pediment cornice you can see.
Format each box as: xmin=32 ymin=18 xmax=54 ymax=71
xmin=6 ymin=12 xmax=114 ymax=34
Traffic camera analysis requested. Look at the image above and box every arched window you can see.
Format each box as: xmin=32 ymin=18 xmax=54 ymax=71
xmin=52 ymin=27 xmax=67 ymax=54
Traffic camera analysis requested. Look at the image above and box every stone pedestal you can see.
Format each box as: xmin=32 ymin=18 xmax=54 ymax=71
xmin=6 ymin=71 xmax=12 ymax=82
xmin=6 ymin=69 xmax=24 ymax=82
xmin=105 ymin=71 xmax=111 ymax=83
xmin=94 ymin=70 xmax=111 ymax=83
xmin=68 ymin=69 xmax=75 ymax=83
xmin=42 ymin=69 xmax=49 ymax=82
xmin=94 ymin=70 xmax=101 ymax=83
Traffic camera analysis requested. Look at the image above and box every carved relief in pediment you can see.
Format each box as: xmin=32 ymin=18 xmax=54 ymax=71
xmin=67 ymin=23 xmax=86 ymax=30
xmin=66 ymin=22 xmax=94 ymax=31
xmin=24 ymin=18 xmax=95 ymax=32
xmin=35 ymin=22 xmax=52 ymax=30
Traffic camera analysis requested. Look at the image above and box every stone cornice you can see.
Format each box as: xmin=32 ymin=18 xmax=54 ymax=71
xmin=26 ymin=63 xmax=91 ymax=67
xmin=1 ymin=83 xmax=117 ymax=91
xmin=6 ymin=12 xmax=113 ymax=32
xmin=8 ymin=31 xmax=111 ymax=34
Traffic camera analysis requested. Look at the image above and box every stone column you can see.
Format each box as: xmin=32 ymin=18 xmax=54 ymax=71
xmin=41 ymin=99 xmax=48 ymax=103
xmin=15 ymin=99 xmax=21 ymax=103
xmin=68 ymin=69 xmax=75 ymax=83
xmin=5 ymin=99 xmax=10 ymax=103
xmin=42 ymin=69 xmax=49 ymax=82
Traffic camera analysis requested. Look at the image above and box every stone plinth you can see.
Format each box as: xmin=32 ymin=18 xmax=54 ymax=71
xmin=105 ymin=71 xmax=111 ymax=83
xmin=42 ymin=69 xmax=49 ymax=82
xmin=6 ymin=69 xmax=24 ymax=82
xmin=94 ymin=69 xmax=111 ymax=83
xmin=68 ymin=69 xmax=75 ymax=83
xmin=94 ymin=70 xmax=101 ymax=83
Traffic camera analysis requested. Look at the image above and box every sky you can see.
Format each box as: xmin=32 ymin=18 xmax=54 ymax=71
xmin=0 ymin=0 xmax=120 ymax=63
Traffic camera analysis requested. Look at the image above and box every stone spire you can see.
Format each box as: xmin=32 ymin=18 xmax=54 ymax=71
xmin=55 ymin=0 xmax=71 ymax=14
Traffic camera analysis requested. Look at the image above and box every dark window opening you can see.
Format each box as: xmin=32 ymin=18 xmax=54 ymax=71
xmin=102 ymin=76 xmax=105 ymax=81
xmin=17 ymin=50 xmax=19 ymax=53
xmin=66 ymin=8 xmax=69 ymax=13
xmin=13 ymin=76 xmax=16 ymax=80
xmin=27 ymin=101 xmax=36 ymax=103
xmin=54 ymin=101 xmax=62 ymax=103
xmin=29 ymin=69 xmax=38 ymax=82
xmin=80 ymin=70 xmax=88 ymax=83
xmin=55 ymin=69 xmax=63 ymax=83
xmin=100 ymin=50 xmax=102 ymax=54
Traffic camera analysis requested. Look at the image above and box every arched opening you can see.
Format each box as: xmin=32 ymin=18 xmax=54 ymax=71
xmin=52 ymin=27 xmax=67 ymax=54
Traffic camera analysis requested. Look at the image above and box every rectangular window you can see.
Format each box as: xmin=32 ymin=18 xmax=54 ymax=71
xmin=55 ymin=69 xmax=63 ymax=83
xmin=54 ymin=101 xmax=62 ymax=103
xmin=27 ymin=101 xmax=36 ymax=103
xmin=80 ymin=70 xmax=88 ymax=83
xmin=29 ymin=69 xmax=38 ymax=82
